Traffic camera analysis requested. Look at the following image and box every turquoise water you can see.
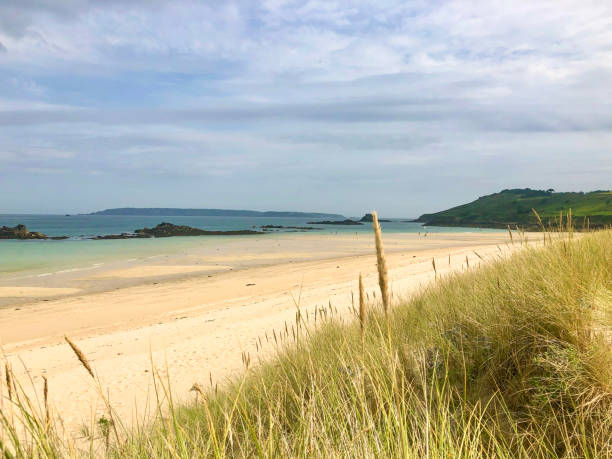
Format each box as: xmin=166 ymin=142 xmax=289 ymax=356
xmin=0 ymin=236 xmax=223 ymax=275
xmin=0 ymin=215 xmax=499 ymax=276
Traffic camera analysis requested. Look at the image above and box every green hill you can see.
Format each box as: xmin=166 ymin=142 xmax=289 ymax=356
xmin=416 ymin=188 xmax=612 ymax=229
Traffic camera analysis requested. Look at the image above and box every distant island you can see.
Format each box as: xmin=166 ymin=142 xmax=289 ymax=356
xmin=415 ymin=188 xmax=612 ymax=229
xmin=90 ymin=208 xmax=345 ymax=219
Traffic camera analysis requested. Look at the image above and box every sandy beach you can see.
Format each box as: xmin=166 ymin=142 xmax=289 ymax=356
xmin=0 ymin=232 xmax=517 ymax=436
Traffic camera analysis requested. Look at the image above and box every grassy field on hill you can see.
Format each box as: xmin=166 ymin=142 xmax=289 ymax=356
xmin=2 ymin=227 xmax=611 ymax=458
xmin=417 ymin=189 xmax=612 ymax=229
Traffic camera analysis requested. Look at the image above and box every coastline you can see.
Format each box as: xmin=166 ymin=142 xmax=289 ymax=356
xmin=0 ymin=228 xmax=502 ymax=307
xmin=0 ymin=231 xmax=518 ymax=435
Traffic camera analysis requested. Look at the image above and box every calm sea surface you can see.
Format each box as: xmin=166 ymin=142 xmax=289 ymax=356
xmin=0 ymin=214 xmax=499 ymax=275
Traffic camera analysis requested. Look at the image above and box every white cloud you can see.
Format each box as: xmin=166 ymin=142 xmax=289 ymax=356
xmin=0 ymin=1 xmax=610 ymax=215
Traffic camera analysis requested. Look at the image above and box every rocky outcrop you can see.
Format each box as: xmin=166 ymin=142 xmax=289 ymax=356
xmin=307 ymin=219 xmax=363 ymax=225
xmin=0 ymin=224 xmax=67 ymax=240
xmin=359 ymin=213 xmax=391 ymax=223
xmin=260 ymin=225 xmax=321 ymax=231
xmin=92 ymin=233 xmax=152 ymax=240
xmin=92 ymin=222 xmax=262 ymax=239
xmin=0 ymin=224 xmax=47 ymax=239
xmin=136 ymin=222 xmax=262 ymax=237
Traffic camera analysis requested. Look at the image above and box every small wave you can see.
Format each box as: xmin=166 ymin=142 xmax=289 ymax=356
xmin=28 ymin=264 xmax=102 ymax=278
xmin=56 ymin=268 xmax=85 ymax=274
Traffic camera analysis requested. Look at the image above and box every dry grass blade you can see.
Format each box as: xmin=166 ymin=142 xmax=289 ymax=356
xmin=432 ymin=257 xmax=437 ymax=277
xmin=5 ymin=362 xmax=12 ymax=400
xmin=532 ymin=208 xmax=544 ymax=229
xmin=190 ymin=383 xmax=205 ymax=401
xmin=507 ymin=225 xmax=514 ymax=244
xmin=359 ymin=274 xmax=366 ymax=348
xmin=64 ymin=336 xmax=95 ymax=379
xmin=371 ymin=211 xmax=390 ymax=315
xmin=43 ymin=375 xmax=49 ymax=425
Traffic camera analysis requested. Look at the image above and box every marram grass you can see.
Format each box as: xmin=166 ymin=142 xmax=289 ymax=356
xmin=372 ymin=211 xmax=390 ymax=316
xmin=2 ymin=230 xmax=611 ymax=458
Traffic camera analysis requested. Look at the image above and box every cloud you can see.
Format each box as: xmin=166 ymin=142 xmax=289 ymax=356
xmin=0 ymin=1 xmax=611 ymax=214
xmin=0 ymin=41 xmax=6 ymax=52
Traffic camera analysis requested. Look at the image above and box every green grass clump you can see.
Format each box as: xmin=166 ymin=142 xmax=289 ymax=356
xmin=114 ymin=231 xmax=611 ymax=458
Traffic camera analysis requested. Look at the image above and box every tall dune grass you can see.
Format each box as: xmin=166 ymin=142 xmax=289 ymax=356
xmin=113 ymin=229 xmax=611 ymax=458
xmin=2 ymin=228 xmax=611 ymax=457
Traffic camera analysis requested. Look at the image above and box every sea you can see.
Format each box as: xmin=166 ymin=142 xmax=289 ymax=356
xmin=0 ymin=214 xmax=498 ymax=276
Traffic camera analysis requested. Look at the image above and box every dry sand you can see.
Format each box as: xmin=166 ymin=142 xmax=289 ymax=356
xmin=89 ymin=265 xmax=233 ymax=279
xmin=0 ymin=232 xmax=518 ymax=436
xmin=0 ymin=287 xmax=81 ymax=298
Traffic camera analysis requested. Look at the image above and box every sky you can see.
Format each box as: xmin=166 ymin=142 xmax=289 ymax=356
xmin=0 ymin=1 xmax=611 ymax=217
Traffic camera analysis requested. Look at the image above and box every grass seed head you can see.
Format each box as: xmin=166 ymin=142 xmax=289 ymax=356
xmin=371 ymin=211 xmax=390 ymax=315
xmin=5 ymin=362 xmax=12 ymax=400
xmin=64 ymin=336 xmax=95 ymax=379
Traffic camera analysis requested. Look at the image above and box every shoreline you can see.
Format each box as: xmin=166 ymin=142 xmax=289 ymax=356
xmin=0 ymin=231 xmax=501 ymax=308
xmin=0 ymin=214 xmax=504 ymax=281
xmin=0 ymin=232 xmax=518 ymax=435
